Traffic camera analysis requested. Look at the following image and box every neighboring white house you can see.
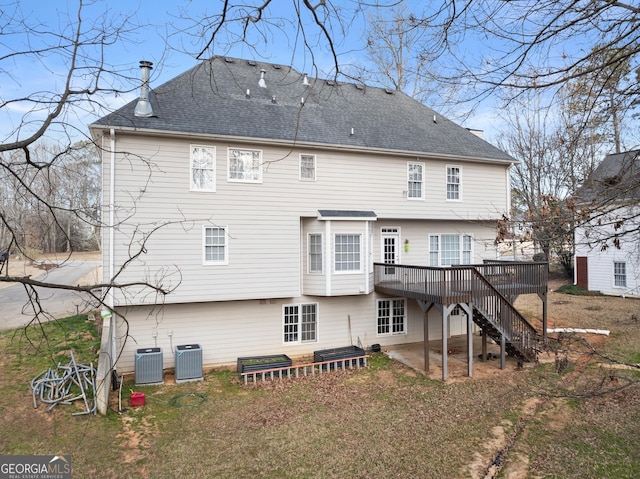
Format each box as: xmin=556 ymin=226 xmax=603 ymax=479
xmin=575 ymin=150 xmax=640 ymax=297
xmin=90 ymin=57 xmax=541 ymax=378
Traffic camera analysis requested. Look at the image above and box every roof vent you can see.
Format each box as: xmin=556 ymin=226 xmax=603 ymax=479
xmin=224 ymin=57 xmax=234 ymax=63
xmin=303 ymin=73 xmax=309 ymax=86
xmin=258 ymin=69 xmax=267 ymax=88
xmin=326 ymin=80 xmax=335 ymax=86
xmin=134 ymin=60 xmax=154 ymax=118
xmin=355 ymin=84 xmax=364 ymax=90
xmin=248 ymin=60 xmax=256 ymax=66
xmin=272 ymin=64 xmax=282 ymax=70
xmin=384 ymin=89 xmax=393 ymax=95
xmin=272 ymin=95 xmax=277 ymax=104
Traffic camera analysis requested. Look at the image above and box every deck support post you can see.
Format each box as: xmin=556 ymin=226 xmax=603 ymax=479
xmin=441 ymin=306 xmax=448 ymax=381
xmin=466 ymin=304 xmax=474 ymax=377
xmin=539 ymin=291 xmax=548 ymax=341
xmin=481 ymin=329 xmax=487 ymax=361
xmin=500 ymin=334 xmax=506 ymax=369
xmin=424 ymin=309 xmax=430 ymax=373
xmin=418 ymin=301 xmax=433 ymax=374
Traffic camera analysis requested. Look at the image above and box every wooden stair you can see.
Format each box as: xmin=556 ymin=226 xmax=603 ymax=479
xmin=470 ymin=268 xmax=539 ymax=361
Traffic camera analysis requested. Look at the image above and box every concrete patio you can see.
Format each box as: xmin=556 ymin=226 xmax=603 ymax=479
xmin=385 ymin=333 xmax=526 ymax=381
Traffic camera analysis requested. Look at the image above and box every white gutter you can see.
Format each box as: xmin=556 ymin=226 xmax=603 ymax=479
xmin=506 ymin=163 xmax=513 ymax=216
xmin=88 ymin=124 xmax=515 ymax=165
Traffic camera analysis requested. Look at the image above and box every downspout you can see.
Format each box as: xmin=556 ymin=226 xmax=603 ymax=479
xmin=97 ymin=128 xmax=117 ymax=415
xmin=109 ymin=128 xmax=116 ymax=306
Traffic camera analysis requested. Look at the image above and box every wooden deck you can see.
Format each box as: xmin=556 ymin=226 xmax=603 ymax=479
xmin=373 ymin=261 xmax=548 ymax=379
xmin=374 ymin=261 xmax=547 ymax=305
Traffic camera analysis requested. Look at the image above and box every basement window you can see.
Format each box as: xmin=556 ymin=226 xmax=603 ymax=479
xmin=283 ymin=303 xmax=318 ymax=344
xmin=377 ymin=298 xmax=406 ymax=336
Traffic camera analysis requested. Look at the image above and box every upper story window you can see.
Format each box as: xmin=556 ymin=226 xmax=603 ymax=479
xmin=300 ymin=154 xmax=316 ymax=181
xmin=228 ymin=148 xmax=262 ymax=183
xmin=203 ymin=226 xmax=228 ymax=265
xmin=335 ymin=234 xmax=361 ymax=272
xmin=308 ymin=233 xmax=323 ymax=273
xmin=190 ymin=145 xmax=215 ymax=191
xmin=407 ymin=162 xmax=425 ymax=199
xmin=429 ymin=234 xmax=472 ymax=266
xmin=446 ymin=165 xmax=461 ymax=200
xmin=614 ymin=261 xmax=627 ymax=287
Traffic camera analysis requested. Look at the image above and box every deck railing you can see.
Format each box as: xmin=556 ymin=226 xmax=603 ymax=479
xmin=373 ymin=261 xmax=545 ymax=361
xmin=469 ymin=268 xmax=538 ymax=360
xmin=373 ymin=261 xmax=547 ymax=303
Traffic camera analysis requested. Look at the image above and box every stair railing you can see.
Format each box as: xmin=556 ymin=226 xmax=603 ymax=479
xmin=470 ymin=268 xmax=538 ymax=360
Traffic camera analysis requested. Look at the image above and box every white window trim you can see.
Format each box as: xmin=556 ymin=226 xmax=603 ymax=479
xmin=613 ymin=261 xmax=627 ymax=288
xmin=227 ymin=147 xmax=263 ymax=183
xmin=429 ymin=233 xmax=473 ymax=266
xmin=202 ymin=225 xmax=228 ymax=265
xmin=282 ymin=303 xmax=319 ymax=345
xmin=334 ymin=233 xmax=362 ymax=274
xmin=190 ymin=145 xmax=216 ymax=192
xmin=376 ymin=298 xmax=407 ymax=337
xmin=407 ymin=161 xmax=425 ymax=200
xmin=446 ymin=164 xmax=462 ymax=201
xmin=307 ymin=233 xmax=323 ymax=274
xmin=381 ymin=227 xmax=401 ymax=267
xmin=300 ymin=154 xmax=316 ymax=181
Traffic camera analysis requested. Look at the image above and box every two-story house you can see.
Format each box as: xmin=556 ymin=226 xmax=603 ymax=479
xmin=90 ymin=57 xmax=545 ymax=386
xmin=575 ymin=150 xmax=640 ymax=297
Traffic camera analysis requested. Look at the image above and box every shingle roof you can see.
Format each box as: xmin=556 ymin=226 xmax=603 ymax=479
xmin=92 ymin=57 xmax=514 ymax=163
xmin=576 ymin=150 xmax=640 ymax=204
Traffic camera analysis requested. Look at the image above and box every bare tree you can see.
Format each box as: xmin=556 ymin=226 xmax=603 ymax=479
xmin=563 ymin=44 xmax=637 ymax=155
xmin=496 ymin=87 xmax=577 ymax=271
xmin=184 ymin=2 xmax=639 ymax=98
xmin=341 ymin=4 xmax=462 ymax=117
xmin=0 ymin=1 xmax=176 ymax=326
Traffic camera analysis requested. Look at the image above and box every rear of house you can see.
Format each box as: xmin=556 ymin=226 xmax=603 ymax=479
xmin=90 ymin=57 xmax=516 ymax=374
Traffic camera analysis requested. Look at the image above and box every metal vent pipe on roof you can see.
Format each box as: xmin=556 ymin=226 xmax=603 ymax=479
xmin=303 ymin=73 xmax=309 ymax=86
xmin=134 ymin=60 xmax=154 ymax=118
xmin=259 ymin=69 xmax=267 ymax=88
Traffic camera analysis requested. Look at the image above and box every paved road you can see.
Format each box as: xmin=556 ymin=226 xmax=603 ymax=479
xmin=0 ymin=260 xmax=101 ymax=331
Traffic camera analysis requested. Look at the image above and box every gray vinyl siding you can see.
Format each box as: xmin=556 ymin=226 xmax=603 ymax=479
xmin=114 ymin=293 xmax=481 ymax=373
xmin=101 ymin=131 xmax=509 ymax=305
xmin=115 ymin=294 xmax=429 ymax=373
